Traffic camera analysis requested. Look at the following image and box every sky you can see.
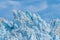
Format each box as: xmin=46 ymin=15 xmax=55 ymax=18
xmin=0 ymin=0 xmax=60 ymax=22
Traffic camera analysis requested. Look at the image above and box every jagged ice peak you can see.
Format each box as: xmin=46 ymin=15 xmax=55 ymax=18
xmin=0 ymin=10 xmax=60 ymax=40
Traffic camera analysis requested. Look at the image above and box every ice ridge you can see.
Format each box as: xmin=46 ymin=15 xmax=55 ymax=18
xmin=0 ymin=10 xmax=60 ymax=40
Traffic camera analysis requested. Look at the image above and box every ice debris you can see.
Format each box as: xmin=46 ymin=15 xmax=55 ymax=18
xmin=0 ymin=10 xmax=60 ymax=40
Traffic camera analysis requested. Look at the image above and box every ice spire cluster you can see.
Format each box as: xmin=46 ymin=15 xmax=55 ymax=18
xmin=0 ymin=10 xmax=60 ymax=40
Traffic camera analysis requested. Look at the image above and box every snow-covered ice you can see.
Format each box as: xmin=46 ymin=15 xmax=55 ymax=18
xmin=0 ymin=10 xmax=60 ymax=40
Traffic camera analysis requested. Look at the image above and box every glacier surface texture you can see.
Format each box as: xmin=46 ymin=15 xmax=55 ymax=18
xmin=0 ymin=10 xmax=60 ymax=40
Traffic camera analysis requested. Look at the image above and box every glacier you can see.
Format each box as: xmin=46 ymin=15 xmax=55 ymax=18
xmin=0 ymin=10 xmax=60 ymax=40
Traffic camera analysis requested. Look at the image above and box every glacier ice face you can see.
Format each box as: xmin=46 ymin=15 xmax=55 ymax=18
xmin=0 ymin=10 xmax=60 ymax=40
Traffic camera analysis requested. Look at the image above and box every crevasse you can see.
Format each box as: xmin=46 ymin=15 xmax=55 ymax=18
xmin=0 ymin=10 xmax=60 ymax=40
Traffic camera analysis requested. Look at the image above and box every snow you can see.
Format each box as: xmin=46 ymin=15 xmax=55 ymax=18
xmin=0 ymin=10 xmax=60 ymax=40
